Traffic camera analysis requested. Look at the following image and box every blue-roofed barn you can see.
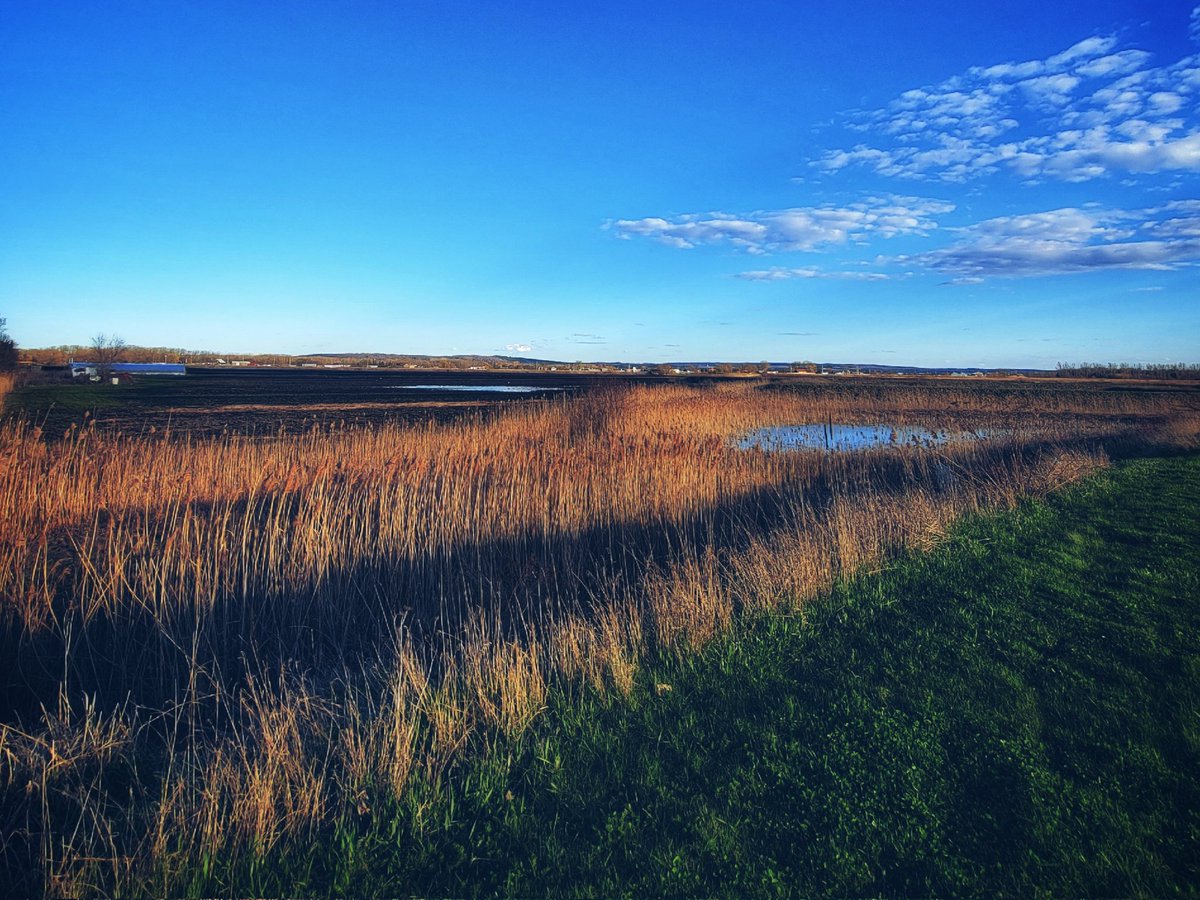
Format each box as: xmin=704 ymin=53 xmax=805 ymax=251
xmin=70 ymin=362 xmax=186 ymax=379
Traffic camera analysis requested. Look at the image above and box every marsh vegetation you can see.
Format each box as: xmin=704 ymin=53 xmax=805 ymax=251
xmin=0 ymin=374 xmax=1196 ymax=894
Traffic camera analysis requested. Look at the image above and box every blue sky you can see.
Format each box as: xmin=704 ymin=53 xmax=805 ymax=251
xmin=1 ymin=0 xmax=1198 ymax=366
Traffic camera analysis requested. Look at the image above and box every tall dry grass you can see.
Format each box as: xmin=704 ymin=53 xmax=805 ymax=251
xmin=1 ymin=379 xmax=1196 ymax=893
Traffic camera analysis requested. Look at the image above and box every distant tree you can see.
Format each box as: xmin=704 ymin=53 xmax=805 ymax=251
xmin=23 ymin=347 xmax=65 ymax=365
xmin=650 ymin=363 xmax=675 ymax=376
xmin=91 ymin=333 xmax=128 ymax=382
xmin=1056 ymin=360 xmax=1200 ymax=380
xmin=0 ymin=318 xmax=17 ymax=372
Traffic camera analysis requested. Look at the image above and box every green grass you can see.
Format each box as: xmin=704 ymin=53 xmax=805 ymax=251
xmin=4 ymin=382 xmax=133 ymax=414
xmin=176 ymin=454 xmax=1200 ymax=897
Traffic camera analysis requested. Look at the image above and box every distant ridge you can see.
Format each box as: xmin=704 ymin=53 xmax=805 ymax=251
xmin=291 ymin=354 xmax=1049 ymax=374
xmin=662 ymin=362 xmax=1051 ymax=375
xmin=24 ymin=344 xmax=1054 ymax=375
xmin=295 ymin=352 xmax=563 ymax=366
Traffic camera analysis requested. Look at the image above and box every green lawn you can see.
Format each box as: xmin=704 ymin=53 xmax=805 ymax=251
xmin=182 ymin=454 xmax=1200 ymax=897
xmin=1 ymin=382 xmax=168 ymax=439
xmin=4 ymin=382 xmax=131 ymax=414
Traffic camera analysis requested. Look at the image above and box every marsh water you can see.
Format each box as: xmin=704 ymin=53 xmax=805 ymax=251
xmin=738 ymin=423 xmax=996 ymax=452
xmin=393 ymin=384 xmax=565 ymax=393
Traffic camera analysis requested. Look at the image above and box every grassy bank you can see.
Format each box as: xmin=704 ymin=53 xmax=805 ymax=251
xmin=189 ymin=453 xmax=1200 ymax=897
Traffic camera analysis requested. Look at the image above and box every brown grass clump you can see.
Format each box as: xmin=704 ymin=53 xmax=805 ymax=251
xmin=646 ymin=546 xmax=730 ymax=652
xmin=196 ymin=672 xmax=332 ymax=854
xmin=1 ymin=377 xmax=1197 ymax=892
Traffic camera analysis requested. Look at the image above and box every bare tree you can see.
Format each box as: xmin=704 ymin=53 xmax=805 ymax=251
xmin=0 ymin=318 xmax=17 ymax=372
xmin=91 ymin=333 xmax=128 ymax=382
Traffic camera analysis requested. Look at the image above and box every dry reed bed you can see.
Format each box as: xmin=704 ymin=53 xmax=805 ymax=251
xmin=0 ymin=379 xmax=1165 ymax=531
xmin=0 ymin=381 xmax=1195 ymax=894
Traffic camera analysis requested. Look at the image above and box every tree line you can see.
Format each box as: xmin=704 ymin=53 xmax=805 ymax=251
xmin=1055 ymin=362 xmax=1200 ymax=380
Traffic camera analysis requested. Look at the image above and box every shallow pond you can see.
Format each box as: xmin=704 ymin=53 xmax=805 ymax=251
xmin=391 ymin=384 xmax=564 ymax=393
xmin=737 ymin=423 xmax=996 ymax=452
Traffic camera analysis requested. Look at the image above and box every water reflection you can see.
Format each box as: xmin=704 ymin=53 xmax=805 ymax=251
xmin=737 ymin=423 xmax=996 ymax=452
xmin=391 ymin=384 xmax=564 ymax=393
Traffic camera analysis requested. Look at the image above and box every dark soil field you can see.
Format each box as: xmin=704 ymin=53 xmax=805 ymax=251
xmin=8 ymin=366 xmax=1197 ymax=438
xmin=4 ymin=367 xmax=668 ymax=436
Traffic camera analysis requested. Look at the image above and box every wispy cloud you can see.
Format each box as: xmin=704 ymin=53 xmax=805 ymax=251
xmin=903 ymin=200 xmax=1200 ymax=278
xmin=504 ymin=343 xmax=532 ymax=353
xmin=609 ymin=12 xmax=1200 ymax=295
xmin=736 ymin=267 xmax=896 ymax=281
xmin=611 ymin=195 xmax=953 ymax=254
xmin=817 ymin=28 xmax=1200 ymax=182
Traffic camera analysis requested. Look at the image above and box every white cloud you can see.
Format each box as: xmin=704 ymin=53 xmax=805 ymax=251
xmin=1018 ymin=73 xmax=1082 ymax=107
xmin=1047 ymin=36 xmax=1119 ymax=69
xmin=1075 ymin=50 xmax=1153 ymax=79
xmin=735 ymin=267 xmax=895 ymax=281
xmin=816 ymin=25 xmax=1200 ymax=182
xmin=611 ymin=195 xmax=954 ymax=254
xmin=1148 ymin=91 xmax=1186 ymax=114
xmin=505 ymin=343 xmax=532 ymax=353
xmin=1192 ymin=5 xmax=1200 ymax=44
xmin=904 ymin=201 xmax=1200 ymax=278
xmin=612 ymin=216 xmax=767 ymax=250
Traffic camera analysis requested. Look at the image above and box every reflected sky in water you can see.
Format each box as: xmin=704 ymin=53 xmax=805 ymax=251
xmin=390 ymin=385 xmax=564 ymax=393
xmin=738 ymin=424 xmax=995 ymax=452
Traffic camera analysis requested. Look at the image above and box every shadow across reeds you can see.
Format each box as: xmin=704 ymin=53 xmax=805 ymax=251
xmin=0 ymin=442 xmax=976 ymax=719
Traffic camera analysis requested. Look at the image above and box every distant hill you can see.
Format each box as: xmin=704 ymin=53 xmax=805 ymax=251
xmin=809 ymin=363 xmax=1051 ymax=376
xmin=22 ymin=344 xmax=1054 ymax=376
xmin=294 ymin=352 xmax=564 ymax=366
xmin=665 ymin=362 xmax=1051 ymax=376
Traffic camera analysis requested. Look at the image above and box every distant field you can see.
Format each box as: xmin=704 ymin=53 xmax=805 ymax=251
xmin=6 ymin=366 xmax=1198 ymax=437
xmin=1 ymin=374 xmax=1197 ymax=895
xmin=4 ymin=367 xmax=638 ymax=436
